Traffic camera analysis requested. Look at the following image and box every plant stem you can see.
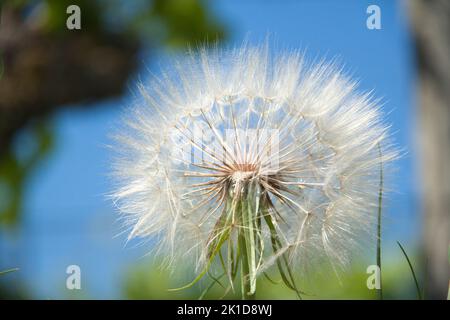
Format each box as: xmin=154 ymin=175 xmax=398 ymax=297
xmin=397 ymin=241 xmax=423 ymax=300
xmin=377 ymin=143 xmax=383 ymax=300
xmin=238 ymin=228 xmax=255 ymax=300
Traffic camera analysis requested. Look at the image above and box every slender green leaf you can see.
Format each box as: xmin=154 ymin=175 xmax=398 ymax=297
xmin=0 ymin=268 xmax=19 ymax=276
xmin=263 ymin=272 xmax=281 ymax=285
xmin=168 ymin=222 xmax=230 ymax=292
xmin=199 ymin=272 xmax=225 ymax=300
xmin=262 ymin=203 xmax=304 ymax=299
xmin=397 ymin=241 xmax=423 ymax=300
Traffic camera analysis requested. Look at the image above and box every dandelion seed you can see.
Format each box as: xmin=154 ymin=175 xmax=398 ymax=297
xmin=111 ymin=43 xmax=397 ymax=298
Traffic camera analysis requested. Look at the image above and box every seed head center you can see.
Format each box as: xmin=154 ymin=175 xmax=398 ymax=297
xmin=230 ymin=163 xmax=258 ymax=183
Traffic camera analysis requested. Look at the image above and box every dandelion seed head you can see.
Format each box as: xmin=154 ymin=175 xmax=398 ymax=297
xmin=111 ymin=43 xmax=397 ymax=279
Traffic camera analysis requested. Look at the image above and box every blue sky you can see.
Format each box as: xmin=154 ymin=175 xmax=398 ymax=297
xmin=0 ymin=0 xmax=418 ymax=298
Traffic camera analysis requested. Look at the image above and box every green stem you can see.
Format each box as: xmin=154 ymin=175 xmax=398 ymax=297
xmin=377 ymin=143 xmax=383 ymax=300
xmin=237 ymin=183 xmax=259 ymax=300
xmin=397 ymin=241 xmax=423 ymax=300
xmin=239 ymin=228 xmax=255 ymax=300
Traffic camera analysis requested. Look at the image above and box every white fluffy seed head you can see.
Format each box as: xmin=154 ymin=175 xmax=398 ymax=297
xmin=111 ymin=44 xmax=398 ymax=277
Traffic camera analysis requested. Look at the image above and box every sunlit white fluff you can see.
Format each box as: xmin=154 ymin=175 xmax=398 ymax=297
xmin=111 ymin=44 xmax=397 ymax=281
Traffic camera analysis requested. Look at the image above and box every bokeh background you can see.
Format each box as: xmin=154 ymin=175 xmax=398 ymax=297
xmin=0 ymin=0 xmax=448 ymax=299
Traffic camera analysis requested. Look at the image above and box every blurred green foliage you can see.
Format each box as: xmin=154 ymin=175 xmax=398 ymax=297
xmin=0 ymin=121 xmax=53 ymax=225
xmin=123 ymin=257 xmax=420 ymax=300
xmin=43 ymin=0 xmax=103 ymax=33
xmin=133 ymin=0 xmax=226 ymax=47
xmin=8 ymin=0 xmax=225 ymax=44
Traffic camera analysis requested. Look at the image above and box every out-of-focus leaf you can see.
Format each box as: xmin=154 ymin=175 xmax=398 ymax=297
xmin=130 ymin=0 xmax=225 ymax=47
xmin=0 ymin=121 xmax=53 ymax=226
xmin=43 ymin=0 xmax=102 ymax=34
xmin=124 ymin=256 xmax=422 ymax=300
xmin=0 ymin=268 xmax=19 ymax=276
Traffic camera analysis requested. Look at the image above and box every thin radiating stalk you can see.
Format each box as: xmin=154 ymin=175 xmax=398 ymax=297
xmin=397 ymin=241 xmax=423 ymax=300
xmin=377 ymin=143 xmax=383 ymax=300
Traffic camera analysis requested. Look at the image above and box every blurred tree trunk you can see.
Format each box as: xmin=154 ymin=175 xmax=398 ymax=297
xmin=409 ymin=0 xmax=450 ymax=299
